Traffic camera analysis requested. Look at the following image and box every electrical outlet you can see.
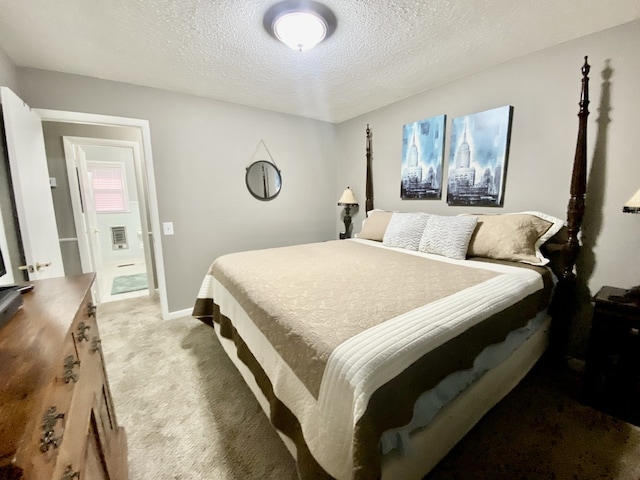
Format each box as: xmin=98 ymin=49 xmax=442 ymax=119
xmin=162 ymin=222 xmax=174 ymax=235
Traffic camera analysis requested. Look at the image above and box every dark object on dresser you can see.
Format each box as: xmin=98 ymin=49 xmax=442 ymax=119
xmin=584 ymin=286 xmax=640 ymax=426
xmin=0 ymin=273 xmax=128 ymax=479
xmin=0 ymin=286 xmax=23 ymax=331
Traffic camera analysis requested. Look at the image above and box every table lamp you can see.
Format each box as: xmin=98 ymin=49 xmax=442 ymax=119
xmin=621 ymin=187 xmax=640 ymax=300
xmin=338 ymin=187 xmax=358 ymax=239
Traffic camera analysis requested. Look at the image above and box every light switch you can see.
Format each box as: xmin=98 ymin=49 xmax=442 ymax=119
xmin=162 ymin=222 xmax=174 ymax=235
xmin=49 ymin=177 xmax=57 ymax=188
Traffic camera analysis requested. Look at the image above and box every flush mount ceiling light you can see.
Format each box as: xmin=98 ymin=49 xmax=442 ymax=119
xmin=263 ymin=0 xmax=337 ymax=52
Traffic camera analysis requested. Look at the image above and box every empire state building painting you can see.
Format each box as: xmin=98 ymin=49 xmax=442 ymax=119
xmin=401 ymin=115 xmax=446 ymax=199
xmin=447 ymin=106 xmax=513 ymax=207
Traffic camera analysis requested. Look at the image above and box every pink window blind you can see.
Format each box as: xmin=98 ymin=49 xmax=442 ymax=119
xmin=89 ymin=164 xmax=127 ymax=213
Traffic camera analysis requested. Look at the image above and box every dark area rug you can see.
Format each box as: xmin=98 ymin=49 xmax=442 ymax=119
xmin=425 ymin=360 xmax=640 ymax=480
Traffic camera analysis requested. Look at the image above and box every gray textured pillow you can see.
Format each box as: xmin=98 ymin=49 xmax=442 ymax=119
xmin=382 ymin=212 xmax=430 ymax=251
xmin=418 ymin=214 xmax=478 ymax=260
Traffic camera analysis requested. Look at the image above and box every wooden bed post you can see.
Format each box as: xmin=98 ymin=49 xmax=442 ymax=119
xmin=564 ymin=56 xmax=591 ymax=280
xmin=550 ymin=56 xmax=590 ymax=361
xmin=365 ymin=124 xmax=374 ymax=215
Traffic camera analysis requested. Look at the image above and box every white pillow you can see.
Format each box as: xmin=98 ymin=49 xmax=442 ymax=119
xmin=383 ymin=212 xmax=430 ymax=251
xmin=418 ymin=214 xmax=478 ymax=260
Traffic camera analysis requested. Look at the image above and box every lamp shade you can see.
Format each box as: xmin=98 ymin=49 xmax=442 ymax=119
xmin=338 ymin=187 xmax=358 ymax=206
xmin=623 ymin=188 xmax=640 ymax=214
xmin=273 ymin=11 xmax=327 ymax=51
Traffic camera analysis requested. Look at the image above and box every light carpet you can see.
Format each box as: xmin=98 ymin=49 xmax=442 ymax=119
xmin=97 ymin=296 xmax=640 ymax=480
xmin=97 ymin=296 xmax=297 ymax=480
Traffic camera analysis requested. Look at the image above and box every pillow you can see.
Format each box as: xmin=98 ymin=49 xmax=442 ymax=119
xmin=382 ymin=212 xmax=430 ymax=251
xmin=357 ymin=210 xmax=394 ymax=241
xmin=418 ymin=214 xmax=478 ymax=260
xmin=466 ymin=211 xmax=565 ymax=265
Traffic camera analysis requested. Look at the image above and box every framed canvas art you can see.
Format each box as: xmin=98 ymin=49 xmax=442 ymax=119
xmin=400 ymin=114 xmax=445 ymax=199
xmin=447 ymin=105 xmax=513 ymax=207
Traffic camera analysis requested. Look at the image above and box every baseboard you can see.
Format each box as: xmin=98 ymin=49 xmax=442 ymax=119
xmin=166 ymin=307 xmax=193 ymax=320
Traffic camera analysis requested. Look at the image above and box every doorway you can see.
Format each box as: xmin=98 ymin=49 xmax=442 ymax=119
xmin=34 ymin=108 xmax=169 ymax=319
xmin=63 ymin=137 xmax=155 ymax=303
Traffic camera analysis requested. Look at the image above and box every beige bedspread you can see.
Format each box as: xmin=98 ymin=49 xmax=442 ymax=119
xmin=211 ymin=239 xmax=500 ymax=398
xmin=193 ymin=239 xmax=552 ymax=479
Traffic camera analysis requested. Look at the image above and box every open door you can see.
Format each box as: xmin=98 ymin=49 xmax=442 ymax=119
xmin=0 ymin=87 xmax=64 ymax=280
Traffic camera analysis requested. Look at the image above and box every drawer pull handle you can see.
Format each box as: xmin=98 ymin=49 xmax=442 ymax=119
xmin=77 ymin=321 xmax=91 ymax=342
xmin=87 ymin=303 xmax=97 ymax=318
xmin=61 ymin=465 xmax=80 ymax=480
xmin=40 ymin=406 xmax=65 ymax=452
xmin=63 ymin=355 xmax=81 ymax=384
xmin=91 ymin=337 xmax=102 ymax=353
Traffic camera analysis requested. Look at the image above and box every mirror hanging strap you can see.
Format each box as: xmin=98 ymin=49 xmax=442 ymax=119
xmin=249 ymin=139 xmax=279 ymax=170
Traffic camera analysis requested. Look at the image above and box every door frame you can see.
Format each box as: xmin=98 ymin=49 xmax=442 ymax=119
xmin=35 ymin=108 xmax=169 ymax=320
xmin=63 ymin=136 xmax=155 ymax=303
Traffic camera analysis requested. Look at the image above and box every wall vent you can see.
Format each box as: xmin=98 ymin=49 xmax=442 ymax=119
xmin=111 ymin=226 xmax=128 ymax=250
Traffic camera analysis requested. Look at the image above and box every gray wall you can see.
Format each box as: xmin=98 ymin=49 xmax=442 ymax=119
xmin=0 ymin=45 xmax=18 ymax=92
xmin=337 ymin=20 xmax=640 ymax=355
xmin=17 ymin=71 xmax=339 ymax=312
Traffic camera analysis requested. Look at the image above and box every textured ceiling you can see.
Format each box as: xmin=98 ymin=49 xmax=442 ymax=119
xmin=0 ymin=0 xmax=638 ymax=123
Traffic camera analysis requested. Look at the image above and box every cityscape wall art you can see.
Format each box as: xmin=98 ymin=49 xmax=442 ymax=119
xmin=446 ymin=106 xmax=513 ymax=207
xmin=400 ymin=114 xmax=446 ymax=200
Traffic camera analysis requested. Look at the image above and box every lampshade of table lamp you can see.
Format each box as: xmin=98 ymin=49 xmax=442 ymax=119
xmin=623 ymin=188 xmax=640 ymax=214
xmin=337 ymin=187 xmax=358 ymax=238
xmin=618 ymin=187 xmax=640 ymax=302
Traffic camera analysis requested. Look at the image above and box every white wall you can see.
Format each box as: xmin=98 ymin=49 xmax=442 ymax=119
xmin=337 ymin=20 xmax=640 ymax=354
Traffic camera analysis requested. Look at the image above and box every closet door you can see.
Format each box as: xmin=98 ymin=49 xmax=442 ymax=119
xmin=0 ymin=86 xmax=64 ymax=279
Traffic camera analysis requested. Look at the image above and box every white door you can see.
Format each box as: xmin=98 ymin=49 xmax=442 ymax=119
xmin=0 ymin=87 xmax=64 ymax=279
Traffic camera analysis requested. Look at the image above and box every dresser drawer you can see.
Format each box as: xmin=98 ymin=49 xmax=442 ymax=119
xmin=0 ymin=274 xmax=128 ymax=480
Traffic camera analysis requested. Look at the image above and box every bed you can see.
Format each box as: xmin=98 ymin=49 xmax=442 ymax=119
xmin=193 ymin=58 xmax=591 ymax=480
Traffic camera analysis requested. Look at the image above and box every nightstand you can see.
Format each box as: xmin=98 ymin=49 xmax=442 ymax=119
xmin=584 ymin=286 xmax=640 ymax=425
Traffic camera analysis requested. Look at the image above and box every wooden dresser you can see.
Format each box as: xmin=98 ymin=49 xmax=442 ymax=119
xmin=0 ymin=274 xmax=128 ymax=480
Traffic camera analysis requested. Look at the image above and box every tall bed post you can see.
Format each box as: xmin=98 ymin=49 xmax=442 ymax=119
xmin=550 ymin=56 xmax=590 ymax=360
xmin=365 ymin=124 xmax=374 ymax=215
xmin=564 ymin=56 xmax=591 ymax=281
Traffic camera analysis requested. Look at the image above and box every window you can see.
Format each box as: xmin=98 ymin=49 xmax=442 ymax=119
xmin=87 ymin=162 xmax=129 ymax=213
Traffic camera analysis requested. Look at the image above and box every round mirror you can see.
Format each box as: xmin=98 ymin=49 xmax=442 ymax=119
xmin=245 ymin=161 xmax=282 ymax=201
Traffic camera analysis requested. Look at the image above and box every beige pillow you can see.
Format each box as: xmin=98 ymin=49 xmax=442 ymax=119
xmin=357 ymin=210 xmax=394 ymax=241
xmin=466 ymin=211 xmax=564 ymax=265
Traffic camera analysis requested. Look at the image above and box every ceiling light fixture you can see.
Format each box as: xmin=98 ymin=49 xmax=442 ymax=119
xmin=263 ymin=0 xmax=337 ymax=52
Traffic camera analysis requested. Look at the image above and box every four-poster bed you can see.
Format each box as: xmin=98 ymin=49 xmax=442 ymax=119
xmin=193 ymin=58 xmax=590 ymax=479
